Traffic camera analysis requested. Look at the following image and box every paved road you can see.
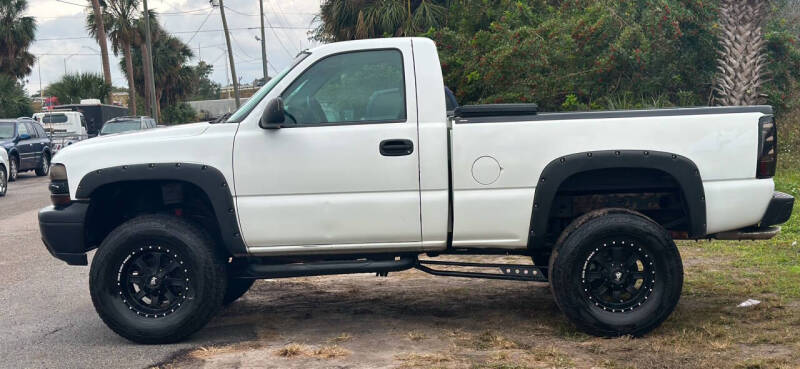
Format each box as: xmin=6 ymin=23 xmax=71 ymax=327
xmin=0 ymin=173 xmax=250 ymax=369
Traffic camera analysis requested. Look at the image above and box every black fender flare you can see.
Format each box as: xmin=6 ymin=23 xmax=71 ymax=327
xmin=528 ymin=150 xmax=706 ymax=249
xmin=76 ymin=163 xmax=247 ymax=256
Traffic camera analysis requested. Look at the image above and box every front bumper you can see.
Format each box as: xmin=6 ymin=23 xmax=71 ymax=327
xmin=38 ymin=203 xmax=90 ymax=265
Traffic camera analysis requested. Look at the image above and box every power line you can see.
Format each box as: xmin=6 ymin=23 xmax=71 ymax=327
xmin=54 ymin=0 xmax=88 ymax=8
xmin=185 ymin=8 xmax=216 ymax=44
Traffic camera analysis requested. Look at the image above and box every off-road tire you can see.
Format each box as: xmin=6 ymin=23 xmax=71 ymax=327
xmin=0 ymin=165 xmax=6 ymax=196
xmin=89 ymin=214 xmax=227 ymax=344
xmin=549 ymin=208 xmax=683 ymax=337
xmin=35 ymin=153 xmax=50 ymax=176
xmin=8 ymin=155 xmax=17 ymax=182
xmin=223 ymin=277 xmax=255 ymax=305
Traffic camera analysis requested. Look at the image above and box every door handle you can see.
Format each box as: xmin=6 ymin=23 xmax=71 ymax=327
xmin=379 ymin=139 xmax=414 ymax=156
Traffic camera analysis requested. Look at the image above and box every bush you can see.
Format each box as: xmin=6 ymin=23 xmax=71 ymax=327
xmin=0 ymin=75 xmax=33 ymax=118
xmin=160 ymin=102 xmax=197 ymax=125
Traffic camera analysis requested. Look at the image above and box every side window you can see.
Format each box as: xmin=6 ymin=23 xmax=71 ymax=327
xmin=34 ymin=123 xmax=46 ymax=137
xmin=281 ymin=49 xmax=406 ymax=126
xmin=25 ymin=123 xmax=39 ymax=137
xmin=80 ymin=116 xmax=87 ymax=129
xmin=17 ymin=122 xmax=29 ymax=137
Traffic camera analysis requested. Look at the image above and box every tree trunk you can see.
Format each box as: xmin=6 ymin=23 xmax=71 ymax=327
xmin=218 ymin=0 xmax=241 ymax=108
xmin=89 ymin=0 xmax=114 ymax=103
xmin=714 ymin=0 xmax=769 ymax=106
xmin=155 ymin=90 xmax=162 ymax=121
xmin=123 ymin=42 xmax=137 ymax=115
xmin=141 ymin=43 xmax=152 ymax=115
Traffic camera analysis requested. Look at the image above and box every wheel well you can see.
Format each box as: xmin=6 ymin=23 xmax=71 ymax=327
xmin=85 ymin=180 xmax=228 ymax=256
xmin=543 ymin=167 xmax=690 ymax=244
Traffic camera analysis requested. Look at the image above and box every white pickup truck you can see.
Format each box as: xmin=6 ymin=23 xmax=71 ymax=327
xmin=39 ymin=38 xmax=794 ymax=344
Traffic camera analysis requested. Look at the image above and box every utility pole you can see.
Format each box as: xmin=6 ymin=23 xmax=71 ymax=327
xmin=142 ymin=0 xmax=158 ymax=121
xmin=259 ymin=0 xmax=268 ymax=81
xmin=38 ymin=57 xmax=44 ymax=111
xmin=215 ymin=0 xmax=240 ymax=107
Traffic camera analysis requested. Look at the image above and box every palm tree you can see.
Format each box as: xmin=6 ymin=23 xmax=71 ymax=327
xmin=0 ymin=0 xmax=36 ymax=79
xmin=87 ymin=0 xmax=139 ymax=114
xmin=312 ymin=0 xmax=446 ymax=42
xmin=46 ymin=72 xmax=112 ymax=105
xmin=0 ymin=74 xmax=32 ymax=118
xmin=86 ymin=0 xmax=114 ymax=103
xmin=714 ymin=0 xmax=769 ymax=106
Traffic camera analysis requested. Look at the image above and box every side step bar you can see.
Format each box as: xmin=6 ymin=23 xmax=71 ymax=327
xmin=236 ymin=256 xmax=417 ymax=279
xmin=235 ymin=257 xmax=549 ymax=282
xmin=415 ymin=260 xmax=548 ymax=282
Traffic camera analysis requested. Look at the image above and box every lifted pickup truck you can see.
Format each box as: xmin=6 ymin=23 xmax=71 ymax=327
xmin=39 ymin=38 xmax=794 ymax=344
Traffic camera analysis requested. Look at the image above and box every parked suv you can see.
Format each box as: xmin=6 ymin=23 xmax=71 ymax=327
xmin=0 ymin=118 xmax=51 ymax=181
xmin=99 ymin=116 xmax=157 ymax=136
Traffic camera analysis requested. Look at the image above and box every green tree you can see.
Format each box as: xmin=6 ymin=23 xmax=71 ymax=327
xmin=186 ymin=61 xmax=221 ymax=101
xmin=161 ymin=102 xmax=196 ymax=124
xmin=432 ymin=0 xmax=719 ymax=110
xmin=120 ymin=25 xmax=195 ymax=117
xmin=86 ymin=0 xmax=113 ymax=103
xmin=312 ymin=0 xmax=447 ymax=42
xmin=0 ymin=75 xmax=32 ymax=118
xmin=46 ymin=73 xmax=112 ymax=105
xmin=0 ymin=0 xmax=36 ymax=79
xmin=87 ymin=0 xmax=141 ymax=115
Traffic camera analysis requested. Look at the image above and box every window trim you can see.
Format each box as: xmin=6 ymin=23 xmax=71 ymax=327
xmin=278 ymin=48 xmax=409 ymax=129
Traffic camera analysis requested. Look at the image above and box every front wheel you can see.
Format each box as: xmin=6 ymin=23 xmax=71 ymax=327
xmin=223 ymin=277 xmax=255 ymax=305
xmin=0 ymin=165 xmax=6 ymax=196
xmin=549 ymin=209 xmax=683 ymax=337
xmin=89 ymin=215 xmax=227 ymax=344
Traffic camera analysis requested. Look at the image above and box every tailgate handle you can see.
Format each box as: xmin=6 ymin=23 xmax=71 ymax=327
xmin=379 ymin=139 xmax=414 ymax=156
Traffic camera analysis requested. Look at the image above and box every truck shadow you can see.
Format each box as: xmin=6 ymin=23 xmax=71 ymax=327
xmin=205 ymin=271 xmax=570 ymax=344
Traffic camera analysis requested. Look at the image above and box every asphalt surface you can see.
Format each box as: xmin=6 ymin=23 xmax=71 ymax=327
xmin=0 ymin=173 xmax=250 ymax=369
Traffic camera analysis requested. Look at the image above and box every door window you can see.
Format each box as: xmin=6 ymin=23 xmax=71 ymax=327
xmin=25 ymin=123 xmax=39 ymax=137
xmin=281 ymin=49 xmax=406 ymax=126
xmin=17 ymin=123 xmax=29 ymax=137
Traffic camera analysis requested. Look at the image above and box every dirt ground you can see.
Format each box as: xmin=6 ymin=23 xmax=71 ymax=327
xmin=154 ymin=249 xmax=800 ymax=369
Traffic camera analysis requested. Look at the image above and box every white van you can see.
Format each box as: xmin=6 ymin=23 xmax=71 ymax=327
xmin=33 ymin=111 xmax=89 ymax=154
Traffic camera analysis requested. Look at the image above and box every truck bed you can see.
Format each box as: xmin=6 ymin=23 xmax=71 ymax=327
xmin=452 ymin=105 xmax=773 ymax=123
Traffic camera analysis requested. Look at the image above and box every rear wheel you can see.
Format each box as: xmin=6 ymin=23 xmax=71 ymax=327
xmin=549 ymin=209 xmax=683 ymax=337
xmin=35 ymin=153 xmax=50 ymax=176
xmin=8 ymin=156 xmax=17 ymax=182
xmin=90 ymin=215 xmax=227 ymax=344
xmin=0 ymin=165 xmax=6 ymax=196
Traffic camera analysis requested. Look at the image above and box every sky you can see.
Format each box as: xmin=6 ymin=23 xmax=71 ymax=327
xmin=24 ymin=0 xmax=323 ymax=94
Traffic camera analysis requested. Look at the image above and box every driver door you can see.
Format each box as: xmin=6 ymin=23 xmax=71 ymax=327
xmin=232 ymin=43 xmax=422 ymax=253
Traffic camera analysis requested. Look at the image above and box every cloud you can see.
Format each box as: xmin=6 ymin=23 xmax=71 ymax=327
xmin=25 ymin=0 xmax=321 ymax=95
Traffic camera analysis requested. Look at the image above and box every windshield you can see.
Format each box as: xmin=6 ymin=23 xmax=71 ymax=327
xmin=0 ymin=122 xmax=14 ymax=139
xmin=227 ymin=52 xmax=310 ymax=123
xmin=100 ymin=121 xmax=140 ymax=135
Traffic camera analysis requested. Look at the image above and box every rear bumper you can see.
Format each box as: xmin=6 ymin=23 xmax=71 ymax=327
xmin=760 ymin=191 xmax=794 ymax=227
xmin=38 ymin=203 xmax=90 ymax=265
xmin=713 ymin=191 xmax=793 ymax=241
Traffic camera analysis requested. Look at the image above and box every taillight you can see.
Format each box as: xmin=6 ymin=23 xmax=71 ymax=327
xmin=49 ymin=164 xmax=71 ymax=206
xmin=757 ymin=115 xmax=777 ymax=179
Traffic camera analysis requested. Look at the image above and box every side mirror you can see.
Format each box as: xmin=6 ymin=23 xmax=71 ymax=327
xmin=259 ymin=97 xmax=286 ymax=129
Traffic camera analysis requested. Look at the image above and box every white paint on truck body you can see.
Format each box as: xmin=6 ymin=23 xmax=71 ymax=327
xmin=52 ymin=37 xmax=776 ymax=256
